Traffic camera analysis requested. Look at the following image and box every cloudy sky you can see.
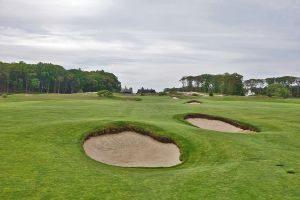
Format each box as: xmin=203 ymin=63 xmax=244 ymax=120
xmin=0 ymin=0 xmax=299 ymax=90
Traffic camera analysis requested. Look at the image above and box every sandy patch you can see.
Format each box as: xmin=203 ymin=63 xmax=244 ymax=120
xmin=188 ymin=102 xmax=200 ymax=104
xmin=186 ymin=118 xmax=252 ymax=133
xmin=178 ymin=92 xmax=205 ymax=96
xmin=172 ymin=97 xmax=179 ymax=99
xmin=83 ymin=131 xmax=181 ymax=167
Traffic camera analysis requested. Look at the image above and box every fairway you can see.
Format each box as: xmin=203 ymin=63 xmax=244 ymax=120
xmin=1 ymin=94 xmax=300 ymax=199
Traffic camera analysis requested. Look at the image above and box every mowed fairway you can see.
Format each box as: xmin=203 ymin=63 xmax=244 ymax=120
xmin=0 ymin=94 xmax=300 ymax=200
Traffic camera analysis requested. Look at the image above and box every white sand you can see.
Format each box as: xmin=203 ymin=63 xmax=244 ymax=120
xmin=187 ymin=102 xmax=200 ymax=104
xmin=83 ymin=131 xmax=181 ymax=167
xmin=186 ymin=118 xmax=252 ymax=133
xmin=178 ymin=92 xmax=204 ymax=96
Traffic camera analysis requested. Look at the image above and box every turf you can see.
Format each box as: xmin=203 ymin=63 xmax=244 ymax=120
xmin=0 ymin=93 xmax=299 ymax=200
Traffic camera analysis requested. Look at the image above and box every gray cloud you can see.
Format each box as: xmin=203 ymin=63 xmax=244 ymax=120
xmin=0 ymin=0 xmax=300 ymax=91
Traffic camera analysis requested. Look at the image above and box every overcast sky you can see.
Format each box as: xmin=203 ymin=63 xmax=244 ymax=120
xmin=0 ymin=0 xmax=299 ymax=90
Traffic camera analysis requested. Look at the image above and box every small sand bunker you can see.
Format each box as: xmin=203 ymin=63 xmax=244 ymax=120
xmin=186 ymin=118 xmax=253 ymax=133
xmin=172 ymin=97 xmax=179 ymax=99
xmin=83 ymin=131 xmax=181 ymax=167
xmin=186 ymin=100 xmax=202 ymax=104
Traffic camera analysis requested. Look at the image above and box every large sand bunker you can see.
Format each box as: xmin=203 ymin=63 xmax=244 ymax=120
xmin=185 ymin=114 xmax=256 ymax=133
xmin=83 ymin=131 xmax=181 ymax=167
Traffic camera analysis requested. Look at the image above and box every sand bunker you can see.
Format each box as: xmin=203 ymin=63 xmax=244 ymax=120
xmin=186 ymin=100 xmax=202 ymax=104
xmin=83 ymin=131 xmax=181 ymax=167
xmin=186 ymin=118 xmax=253 ymax=133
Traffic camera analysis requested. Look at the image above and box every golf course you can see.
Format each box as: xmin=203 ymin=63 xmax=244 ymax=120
xmin=1 ymin=93 xmax=299 ymax=199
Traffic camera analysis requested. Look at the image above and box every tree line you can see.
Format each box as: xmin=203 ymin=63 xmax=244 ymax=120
xmin=170 ymin=73 xmax=244 ymax=95
xmin=0 ymin=61 xmax=121 ymax=94
xmin=164 ymin=73 xmax=300 ymax=97
xmin=244 ymin=76 xmax=300 ymax=97
xmin=137 ymin=87 xmax=156 ymax=94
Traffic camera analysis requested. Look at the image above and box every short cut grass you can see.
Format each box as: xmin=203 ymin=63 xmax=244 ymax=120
xmin=0 ymin=93 xmax=299 ymax=199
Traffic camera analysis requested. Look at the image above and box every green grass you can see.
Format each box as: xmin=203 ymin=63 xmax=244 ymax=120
xmin=0 ymin=93 xmax=299 ymax=199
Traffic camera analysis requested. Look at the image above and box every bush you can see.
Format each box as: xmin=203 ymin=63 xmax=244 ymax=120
xmin=266 ymin=84 xmax=290 ymax=98
xmin=140 ymin=93 xmax=145 ymax=96
xmin=132 ymin=97 xmax=142 ymax=101
xmin=97 ymin=90 xmax=113 ymax=97
xmin=2 ymin=94 xmax=7 ymax=98
xmin=209 ymin=91 xmax=214 ymax=96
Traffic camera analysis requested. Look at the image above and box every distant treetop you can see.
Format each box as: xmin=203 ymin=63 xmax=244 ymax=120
xmin=0 ymin=61 xmax=121 ymax=94
xmin=137 ymin=87 xmax=156 ymax=94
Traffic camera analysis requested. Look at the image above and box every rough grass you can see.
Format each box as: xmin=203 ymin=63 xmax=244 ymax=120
xmin=0 ymin=93 xmax=300 ymax=200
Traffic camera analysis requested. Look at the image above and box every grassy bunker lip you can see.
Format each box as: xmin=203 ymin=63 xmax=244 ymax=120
xmin=184 ymin=113 xmax=259 ymax=132
xmin=83 ymin=125 xmax=182 ymax=168
xmin=185 ymin=100 xmax=203 ymax=104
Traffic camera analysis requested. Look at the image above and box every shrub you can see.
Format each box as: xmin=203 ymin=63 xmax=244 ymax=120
xmin=133 ymin=97 xmax=142 ymax=101
xmin=140 ymin=93 xmax=145 ymax=96
xmin=209 ymin=91 xmax=214 ymax=96
xmin=266 ymin=84 xmax=290 ymax=98
xmin=121 ymin=97 xmax=142 ymax=101
xmin=2 ymin=94 xmax=7 ymax=98
xmin=97 ymin=90 xmax=113 ymax=97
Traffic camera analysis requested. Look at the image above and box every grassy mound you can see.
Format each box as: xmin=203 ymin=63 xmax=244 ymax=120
xmin=83 ymin=122 xmax=182 ymax=151
xmin=185 ymin=100 xmax=203 ymax=104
